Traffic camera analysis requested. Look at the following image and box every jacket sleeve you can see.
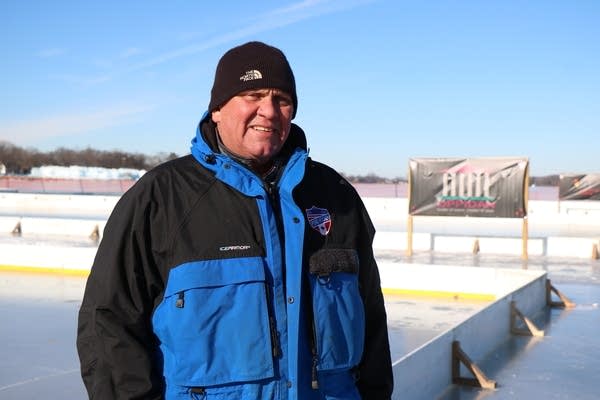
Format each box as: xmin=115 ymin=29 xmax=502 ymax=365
xmin=76 ymin=183 xmax=166 ymax=399
xmin=355 ymin=200 xmax=394 ymax=399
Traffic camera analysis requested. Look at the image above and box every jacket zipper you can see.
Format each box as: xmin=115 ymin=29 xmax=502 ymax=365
xmin=263 ymin=180 xmax=284 ymax=359
xmin=265 ymin=285 xmax=282 ymax=358
xmin=175 ymin=291 xmax=185 ymax=308
xmin=310 ymin=319 xmax=319 ymax=389
xmin=304 ymin=271 xmax=320 ymax=390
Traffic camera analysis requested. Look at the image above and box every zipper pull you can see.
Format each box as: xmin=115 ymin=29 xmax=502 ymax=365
xmin=264 ymin=182 xmax=276 ymax=198
xmin=270 ymin=316 xmax=281 ymax=357
xmin=190 ymin=387 xmax=206 ymax=399
xmin=311 ymin=354 xmax=319 ymax=389
xmin=264 ymin=286 xmax=281 ymax=358
xmin=175 ymin=292 xmax=185 ymax=308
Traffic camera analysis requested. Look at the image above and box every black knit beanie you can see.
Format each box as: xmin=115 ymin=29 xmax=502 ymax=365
xmin=208 ymin=41 xmax=297 ymax=118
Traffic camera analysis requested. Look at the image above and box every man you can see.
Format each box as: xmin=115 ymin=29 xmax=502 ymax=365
xmin=77 ymin=41 xmax=393 ymax=399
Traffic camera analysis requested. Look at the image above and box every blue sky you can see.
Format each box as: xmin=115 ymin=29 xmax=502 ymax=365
xmin=1 ymin=0 xmax=599 ymax=178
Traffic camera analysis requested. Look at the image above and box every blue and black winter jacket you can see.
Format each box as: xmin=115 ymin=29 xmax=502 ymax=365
xmin=77 ymin=115 xmax=393 ymax=399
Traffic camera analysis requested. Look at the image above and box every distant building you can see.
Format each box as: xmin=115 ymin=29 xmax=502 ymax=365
xmin=28 ymin=165 xmax=146 ymax=180
xmin=0 ymin=163 xmax=6 ymax=175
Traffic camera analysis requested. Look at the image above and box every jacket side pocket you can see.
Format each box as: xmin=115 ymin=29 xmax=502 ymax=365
xmin=153 ymin=257 xmax=275 ymax=387
xmin=309 ymin=248 xmax=365 ymax=371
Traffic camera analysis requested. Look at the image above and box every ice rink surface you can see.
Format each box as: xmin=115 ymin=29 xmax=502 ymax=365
xmin=0 ymin=272 xmax=86 ymax=399
xmin=439 ymin=282 xmax=600 ymax=400
xmin=1 ymin=251 xmax=599 ymax=399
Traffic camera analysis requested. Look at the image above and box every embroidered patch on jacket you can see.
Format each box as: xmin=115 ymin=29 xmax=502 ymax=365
xmin=306 ymin=206 xmax=332 ymax=236
xmin=240 ymin=69 xmax=263 ymax=81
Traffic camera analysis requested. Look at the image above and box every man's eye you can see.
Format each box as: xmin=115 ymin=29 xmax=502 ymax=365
xmin=277 ymin=97 xmax=292 ymax=106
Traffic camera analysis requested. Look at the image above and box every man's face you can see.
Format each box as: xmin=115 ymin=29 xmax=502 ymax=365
xmin=211 ymin=88 xmax=294 ymax=165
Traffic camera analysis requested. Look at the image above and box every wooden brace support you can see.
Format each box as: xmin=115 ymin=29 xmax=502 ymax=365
xmin=452 ymin=340 xmax=497 ymax=390
xmin=472 ymin=239 xmax=480 ymax=254
xmin=11 ymin=221 xmax=22 ymax=236
xmin=510 ymin=301 xmax=544 ymax=337
xmin=546 ymin=279 xmax=576 ymax=308
xmin=89 ymin=224 xmax=100 ymax=242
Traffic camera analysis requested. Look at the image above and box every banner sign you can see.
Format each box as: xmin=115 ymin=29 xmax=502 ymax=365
xmin=409 ymin=157 xmax=528 ymax=218
xmin=559 ymin=174 xmax=600 ymax=200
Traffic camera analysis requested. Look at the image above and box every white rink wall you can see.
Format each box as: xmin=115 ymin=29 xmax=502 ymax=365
xmin=387 ymin=264 xmax=548 ymax=400
xmin=0 ymin=193 xmax=599 ymax=271
xmin=0 ymin=192 xmax=119 ymax=219
xmin=0 ymin=241 xmax=98 ymax=271
xmin=364 ymin=197 xmax=600 ymax=259
xmin=379 ymin=262 xmax=546 ymax=299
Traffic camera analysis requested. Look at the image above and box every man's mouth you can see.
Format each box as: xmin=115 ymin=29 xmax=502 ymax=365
xmin=251 ymin=125 xmax=275 ymax=133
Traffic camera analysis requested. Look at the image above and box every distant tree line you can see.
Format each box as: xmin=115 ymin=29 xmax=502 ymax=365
xmin=342 ymin=173 xmax=406 ymax=184
xmin=529 ymin=174 xmax=559 ymax=186
xmin=0 ymin=141 xmax=560 ymax=185
xmin=0 ymin=141 xmax=179 ymax=174
xmin=342 ymin=173 xmax=560 ymax=186
xmin=341 ymin=173 xmax=560 ymax=186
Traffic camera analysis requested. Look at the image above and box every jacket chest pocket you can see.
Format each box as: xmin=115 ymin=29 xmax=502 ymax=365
xmin=309 ymin=249 xmax=365 ymax=371
xmin=153 ymin=257 xmax=275 ymax=387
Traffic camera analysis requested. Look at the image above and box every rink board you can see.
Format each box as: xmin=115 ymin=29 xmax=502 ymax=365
xmin=379 ymin=263 xmax=547 ymax=400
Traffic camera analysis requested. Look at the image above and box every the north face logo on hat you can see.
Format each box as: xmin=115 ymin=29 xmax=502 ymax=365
xmin=240 ymin=70 xmax=263 ymax=81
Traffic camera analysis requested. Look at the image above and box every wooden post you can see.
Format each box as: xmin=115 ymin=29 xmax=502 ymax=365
xmin=406 ymin=215 xmax=413 ymax=256
xmin=522 ymin=216 xmax=529 ymax=260
xmin=522 ymin=164 xmax=530 ymax=260
xmin=406 ymin=160 xmax=413 ymax=256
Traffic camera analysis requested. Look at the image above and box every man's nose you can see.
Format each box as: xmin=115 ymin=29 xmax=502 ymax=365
xmin=257 ymin=94 xmax=278 ymax=118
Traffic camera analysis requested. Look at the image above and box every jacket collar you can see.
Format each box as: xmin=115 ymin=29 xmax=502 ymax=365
xmin=190 ymin=112 xmax=308 ymax=196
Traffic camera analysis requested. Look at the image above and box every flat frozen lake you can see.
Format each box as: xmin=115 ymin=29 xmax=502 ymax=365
xmin=1 ymin=250 xmax=599 ymax=399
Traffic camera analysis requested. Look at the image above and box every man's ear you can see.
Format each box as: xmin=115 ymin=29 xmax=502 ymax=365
xmin=211 ymin=109 xmax=221 ymax=123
